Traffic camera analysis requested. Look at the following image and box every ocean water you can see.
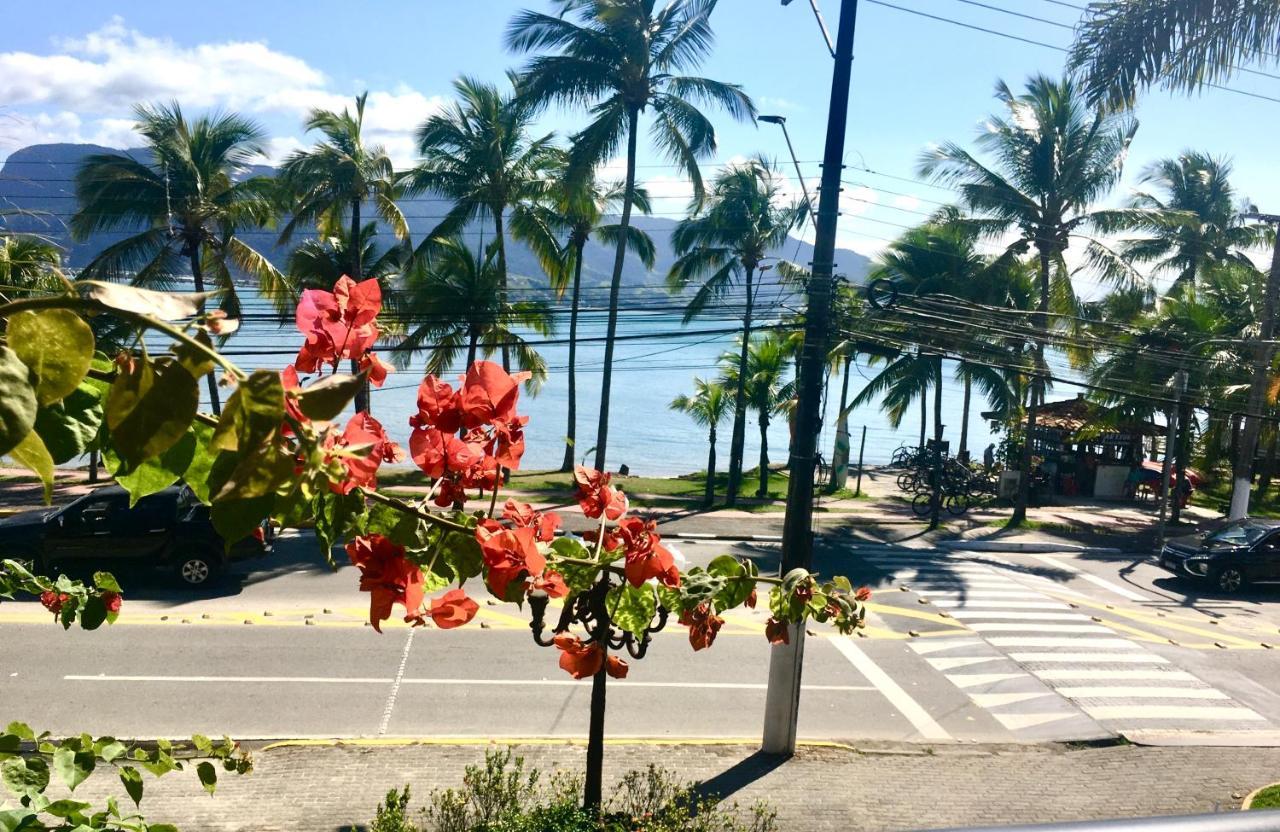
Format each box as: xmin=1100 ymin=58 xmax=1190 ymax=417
xmin=213 ymin=290 xmax=1000 ymax=478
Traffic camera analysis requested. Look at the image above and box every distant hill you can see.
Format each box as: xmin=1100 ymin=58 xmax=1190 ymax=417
xmin=0 ymin=142 xmax=871 ymax=305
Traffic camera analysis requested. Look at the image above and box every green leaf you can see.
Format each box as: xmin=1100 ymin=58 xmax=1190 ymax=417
xmin=106 ymin=358 xmax=198 ymax=464
xmin=42 ymin=798 xmax=91 ymax=819
xmin=438 ymin=529 xmax=483 ymax=585
xmin=209 ymin=446 xmax=293 ymax=502
xmin=96 ymin=740 xmax=126 ymax=763
xmin=0 ymin=808 xmax=36 ymax=832
xmin=0 ymin=347 xmax=37 ymax=457
xmin=79 ymin=281 xmax=217 ymax=320
xmin=210 ymin=496 xmax=274 ymax=551
xmin=93 ymin=573 xmax=122 ymax=593
xmin=79 ymin=594 xmax=108 ymax=631
xmin=295 ymin=374 xmax=361 ymax=421
xmin=1 ymin=756 xmax=49 ymax=799
xmin=7 ymin=429 xmax=54 ymax=505
xmin=181 ymin=422 xmax=216 ymax=504
xmin=171 ymin=330 xmax=216 ymax=379
xmin=119 ymin=766 xmax=143 ymax=806
xmin=34 ymin=389 xmax=104 ymax=465
xmin=313 ymin=491 xmax=364 ymax=568
xmin=52 ymin=745 xmax=95 ymax=791
xmin=607 ymin=583 xmax=657 ymax=637
xmin=360 ymin=503 xmax=422 ymax=546
xmin=190 ymin=735 xmax=212 ymax=755
xmin=4 ymin=723 xmax=33 ymax=741
xmin=9 ymin=309 xmax=94 ymax=406
xmin=105 ymin=429 xmax=197 ymax=506
xmin=707 ymin=555 xmax=757 ymax=612
xmin=211 ymin=371 xmax=283 ymax=453
xmin=196 ymin=761 xmax=216 ymax=796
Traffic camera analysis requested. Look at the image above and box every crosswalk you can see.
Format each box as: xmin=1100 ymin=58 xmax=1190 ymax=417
xmin=857 ymin=547 xmax=1272 ymax=742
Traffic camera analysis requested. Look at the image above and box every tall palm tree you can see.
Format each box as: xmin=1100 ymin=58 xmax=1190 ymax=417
xmin=1068 ymin=0 xmax=1280 ymax=109
xmin=719 ymin=334 xmax=795 ymax=499
xmin=507 ymin=0 xmax=756 ymax=470
xmin=1090 ymin=152 xmax=1269 ymax=298
xmin=285 ymin=223 xmax=408 ymax=292
xmin=0 ymin=235 xmax=67 ymax=301
xmin=919 ymin=75 xmax=1138 ymax=523
xmin=71 ymin=102 xmax=286 ymax=414
xmin=669 ymin=378 xmax=732 ymax=506
xmin=668 ymin=157 xmax=807 ymax=506
xmin=278 ymin=92 xmax=410 ymax=413
xmin=402 ymin=76 xmax=559 ymax=373
xmin=513 ymin=169 xmax=656 ymax=471
xmin=395 ymin=237 xmax=552 ymax=386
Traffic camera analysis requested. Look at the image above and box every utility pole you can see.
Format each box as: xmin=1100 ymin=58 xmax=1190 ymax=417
xmin=1230 ymin=212 xmax=1280 ymax=520
xmin=1156 ymin=370 xmax=1188 ymax=551
xmin=763 ymin=0 xmax=857 ymax=756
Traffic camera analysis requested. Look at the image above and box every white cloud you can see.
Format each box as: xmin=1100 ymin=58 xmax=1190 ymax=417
xmin=755 ymin=96 xmax=802 ymax=113
xmin=892 ymin=194 xmax=922 ymax=212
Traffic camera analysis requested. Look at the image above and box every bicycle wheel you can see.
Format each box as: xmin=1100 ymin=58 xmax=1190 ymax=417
xmin=911 ymin=493 xmax=933 ymax=517
xmin=897 ymin=472 xmax=915 ymax=492
xmin=945 ymin=493 xmax=970 ymax=516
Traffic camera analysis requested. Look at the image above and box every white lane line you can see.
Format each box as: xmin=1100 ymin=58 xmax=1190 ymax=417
xmin=967 ymin=624 xmax=1113 ymax=634
xmin=993 ymin=712 xmax=1079 ymax=731
xmin=989 ymin=637 xmax=1141 ymax=649
xmin=947 ymin=611 xmax=1090 ymax=621
xmin=61 ymin=675 xmax=874 ymax=692
xmin=1031 ymin=555 xmax=1149 ymax=602
xmin=1010 ymin=652 xmax=1169 ymax=664
xmin=930 ymin=601 xmax=1070 ymax=609
xmin=1056 ymin=686 xmax=1228 ymax=700
xmin=379 ymin=628 xmax=416 ymax=736
xmin=926 ymin=656 xmax=1004 ymax=671
xmin=829 ymin=636 xmax=952 ymax=741
xmin=897 ymin=581 xmax=1021 ymax=590
xmin=1035 ymin=669 xmax=1196 ymax=681
xmin=909 ymin=638 xmax=983 ymax=655
xmin=948 ymin=673 xmax=1027 ymax=688
xmin=1082 ymin=705 xmax=1267 ymax=721
xmin=970 ymin=691 xmax=1058 ymax=708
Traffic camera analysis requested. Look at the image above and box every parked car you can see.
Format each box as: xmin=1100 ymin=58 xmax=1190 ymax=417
xmin=0 ymin=485 xmax=273 ymax=587
xmin=1156 ymin=518 xmax=1280 ymax=593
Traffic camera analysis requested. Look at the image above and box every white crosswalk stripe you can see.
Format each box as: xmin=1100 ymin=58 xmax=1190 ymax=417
xmin=861 ymin=550 xmax=1273 ymax=739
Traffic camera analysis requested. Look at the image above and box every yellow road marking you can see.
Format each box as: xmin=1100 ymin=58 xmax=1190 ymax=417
xmin=1041 ymin=592 xmax=1259 ymax=647
xmin=865 ymin=601 xmax=968 ymax=628
xmin=262 ymin=736 xmax=862 ymax=752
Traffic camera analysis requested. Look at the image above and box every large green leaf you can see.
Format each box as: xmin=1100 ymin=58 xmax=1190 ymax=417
xmin=118 ymin=766 xmax=143 ymax=806
xmin=295 ymin=374 xmax=361 ymax=422
xmin=9 ymin=309 xmax=94 ymax=406
xmin=211 ymin=370 xmax=283 ymax=453
xmin=52 ymin=744 xmax=94 ymax=791
xmin=607 ymin=583 xmax=658 ymax=637
xmin=80 ymin=280 xmax=217 ymax=320
xmin=181 ymin=422 xmax=217 ymax=504
xmin=34 ymin=384 xmax=104 ymax=464
xmin=7 ymin=429 xmax=54 ymax=505
xmin=210 ymin=495 xmax=273 ymax=550
xmin=105 ymin=358 xmax=198 ymax=463
xmin=0 ymin=347 xmax=37 ymax=457
xmin=1 ymin=756 xmax=48 ymax=800
xmin=104 ymin=430 xmax=197 ymax=507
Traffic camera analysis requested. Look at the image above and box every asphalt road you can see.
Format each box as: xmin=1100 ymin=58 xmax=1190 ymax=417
xmin=4 ymin=528 xmax=1280 ymax=746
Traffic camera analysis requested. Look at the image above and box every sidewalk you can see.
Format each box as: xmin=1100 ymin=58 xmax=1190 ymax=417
xmin=59 ymin=741 xmax=1280 ymax=831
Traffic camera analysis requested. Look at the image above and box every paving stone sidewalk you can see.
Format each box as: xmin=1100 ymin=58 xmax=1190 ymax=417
xmin=64 ymin=742 xmax=1280 ymax=831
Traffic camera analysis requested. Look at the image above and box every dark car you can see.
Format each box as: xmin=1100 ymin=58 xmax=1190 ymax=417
xmin=1156 ymin=518 xmax=1280 ymax=593
xmin=0 ymin=485 xmax=272 ymax=587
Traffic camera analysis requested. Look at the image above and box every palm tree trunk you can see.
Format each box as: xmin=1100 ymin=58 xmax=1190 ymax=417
xmin=757 ymin=411 xmax=770 ymax=499
xmin=466 ymin=328 xmax=479 ymax=373
xmin=1171 ymin=401 xmax=1193 ymax=523
xmin=594 ymin=108 xmax=640 ymax=473
xmin=351 ymin=196 xmax=370 ymax=414
xmin=959 ymin=372 xmax=972 ymax=459
xmin=726 ymin=263 xmax=756 ymax=507
xmin=918 ymin=387 xmax=927 ymax=449
xmin=189 ymin=246 xmax=221 ymax=415
xmin=561 ymin=242 xmax=585 ymax=473
xmin=1013 ymin=245 xmax=1052 ymax=525
xmin=705 ymin=425 xmax=717 ymax=507
xmin=494 ymin=209 xmax=512 ymax=373
xmin=1260 ymin=422 xmax=1278 ymax=497
xmin=931 ymin=355 xmax=945 ymax=528
xmin=827 ymin=356 xmax=852 ymax=493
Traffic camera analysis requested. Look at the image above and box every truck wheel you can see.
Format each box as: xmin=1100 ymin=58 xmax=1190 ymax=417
xmin=1214 ymin=566 xmax=1246 ymax=594
xmin=176 ymin=552 xmax=219 ymax=587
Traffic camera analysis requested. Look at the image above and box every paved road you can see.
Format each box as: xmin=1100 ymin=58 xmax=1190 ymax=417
xmin=3 ymin=530 xmax=1279 ymax=746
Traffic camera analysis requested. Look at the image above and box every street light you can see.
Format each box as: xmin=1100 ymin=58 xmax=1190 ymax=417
xmin=781 ymin=0 xmax=837 ymax=58
xmin=759 ymin=115 xmax=818 ymax=227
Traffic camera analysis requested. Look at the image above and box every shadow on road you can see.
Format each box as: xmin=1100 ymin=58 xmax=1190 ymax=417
xmin=692 ymin=750 xmax=790 ymax=806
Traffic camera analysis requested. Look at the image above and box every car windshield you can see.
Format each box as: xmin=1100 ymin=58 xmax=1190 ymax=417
xmin=1206 ymin=522 xmax=1272 ymax=546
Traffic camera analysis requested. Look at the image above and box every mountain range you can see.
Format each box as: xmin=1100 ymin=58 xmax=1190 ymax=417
xmin=0 ymin=143 xmax=871 ymax=304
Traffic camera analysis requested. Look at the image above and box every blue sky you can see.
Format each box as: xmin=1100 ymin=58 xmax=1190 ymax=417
xmin=3 ymin=0 xmax=1279 ymax=264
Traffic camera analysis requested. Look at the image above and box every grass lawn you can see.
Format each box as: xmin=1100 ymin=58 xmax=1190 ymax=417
xmin=1248 ymin=784 xmax=1280 ymax=810
xmin=1189 ymin=477 xmax=1280 ymax=519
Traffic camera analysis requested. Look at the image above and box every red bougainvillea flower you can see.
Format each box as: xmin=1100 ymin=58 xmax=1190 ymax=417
xmin=475 ymin=523 xmax=547 ymax=599
xmin=102 ymin=591 xmax=123 ymax=614
xmin=574 ymin=466 xmax=627 ymax=520
xmin=855 ymin=586 xmax=872 ymax=602
xmin=793 ymin=580 xmax=814 ymax=604
xmin=346 ymin=534 xmax=424 ymax=632
xmin=294 ymin=276 xmax=382 ymax=372
xmin=490 ymin=416 xmax=528 ymax=470
xmin=745 ymin=588 xmax=758 ymax=609
xmin=679 ymin=603 xmax=724 ymax=651
xmin=327 ymin=412 xmax=403 ymax=495
xmin=359 ymin=351 xmax=391 ymax=388
xmin=39 ymin=590 xmax=68 ymax=617
xmin=554 ymin=633 xmax=605 ymax=680
xmin=606 ymin=655 xmax=629 ymax=679
xmin=460 ymin=361 xmax=527 ymax=429
xmin=502 ymin=500 xmax=562 ymax=543
xmin=428 ymin=588 xmax=479 ymax=630
xmin=532 ymin=571 xmax=569 ymax=599
xmin=409 ymin=428 xmax=482 ymax=480
xmin=280 ymin=365 xmax=308 ymax=428
xmin=609 ymin=517 xmax=680 ymax=589
xmin=765 ymin=617 xmax=790 ymax=646
xmin=412 ymin=375 xmax=463 ymax=434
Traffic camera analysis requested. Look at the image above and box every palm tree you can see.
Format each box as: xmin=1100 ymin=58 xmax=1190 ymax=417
xmin=71 ymin=102 xmax=286 ymax=414
xmin=719 ymin=334 xmax=795 ymax=499
xmin=514 ymin=169 xmax=655 ymax=471
xmin=1090 ymin=152 xmax=1269 ymax=297
xmin=395 ymin=237 xmax=552 ymax=386
xmin=919 ymin=75 xmax=1138 ymax=523
xmin=507 ymin=0 xmax=756 ymax=470
xmin=0 ymin=235 xmax=67 ymax=300
xmin=402 ymin=76 xmax=559 ymax=373
xmin=1068 ymin=1 xmax=1280 ymax=109
xmin=668 ymin=157 xmax=806 ymax=506
xmin=669 ymin=378 xmax=732 ymax=506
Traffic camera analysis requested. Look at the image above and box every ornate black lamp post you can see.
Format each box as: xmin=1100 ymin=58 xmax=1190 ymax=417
xmin=527 ymin=575 xmax=670 ymax=812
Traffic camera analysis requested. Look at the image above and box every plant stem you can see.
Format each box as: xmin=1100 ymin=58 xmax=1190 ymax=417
xmin=361 ymin=489 xmax=471 ymax=533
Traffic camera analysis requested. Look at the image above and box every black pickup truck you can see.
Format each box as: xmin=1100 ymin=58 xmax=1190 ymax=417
xmin=0 ymin=485 xmax=273 ymax=587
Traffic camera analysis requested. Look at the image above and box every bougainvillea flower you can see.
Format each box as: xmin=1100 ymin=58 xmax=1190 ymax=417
xmin=532 ymin=570 xmax=569 ymax=599
xmin=102 ymin=591 xmax=123 ymax=614
xmin=359 ymin=352 xmax=391 ymax=388
xmin=346 ymin=534 xmax=424 ymax=633
xmin=428 ymin=588 xmax=479 ymax=630
xmin=39 ymin=590 xmax=68 ymax=617
xmin=327 ymin=412 xmax=403 ymax=495
xmin=855 ymin=586 xmax=872 ymax=602
xmin=294 ymin=276 xmax=382 ymax=372
xmin=765 ymin=617 xmax=790 ymax=646
xmin=679 ymin=603 xmax=724 ymax=651
xmin=606 ymin=655 xmax=629 ymax=679
xmin=412 ymin=375 xmax=463 ymax=434
xmin=476 ymin=525 xmax=546 ymax=599
xmin=460 ymin=361 xmax=526 ymax=429
xmin=502 ymin=500 xmax=562 ymax=543
xmin=490 ymin=416 xmax=528 ymax=470
xmin=280 ymin=365 xmax=308 ymax=428
xmin=554 ymin=633 xmax=604 ymax=680
xmin=745 ymin=588 xmax=758 ymax=609
xmin=574 ymin=466 xmax=627 ymax=520
xmin=609 ymin=517 xmax=680 ymax=589
xmin=409 ymin=428 xmax=483 ymax=480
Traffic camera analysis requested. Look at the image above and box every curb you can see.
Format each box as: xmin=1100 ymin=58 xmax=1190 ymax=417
xmin=1122 ymin=730 xmax=1280 ymax=748
xmin=1242 ymin=783 xmax=1280 ymax=811
xmin=938 ymin=541 xmax=1124 ymax=555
